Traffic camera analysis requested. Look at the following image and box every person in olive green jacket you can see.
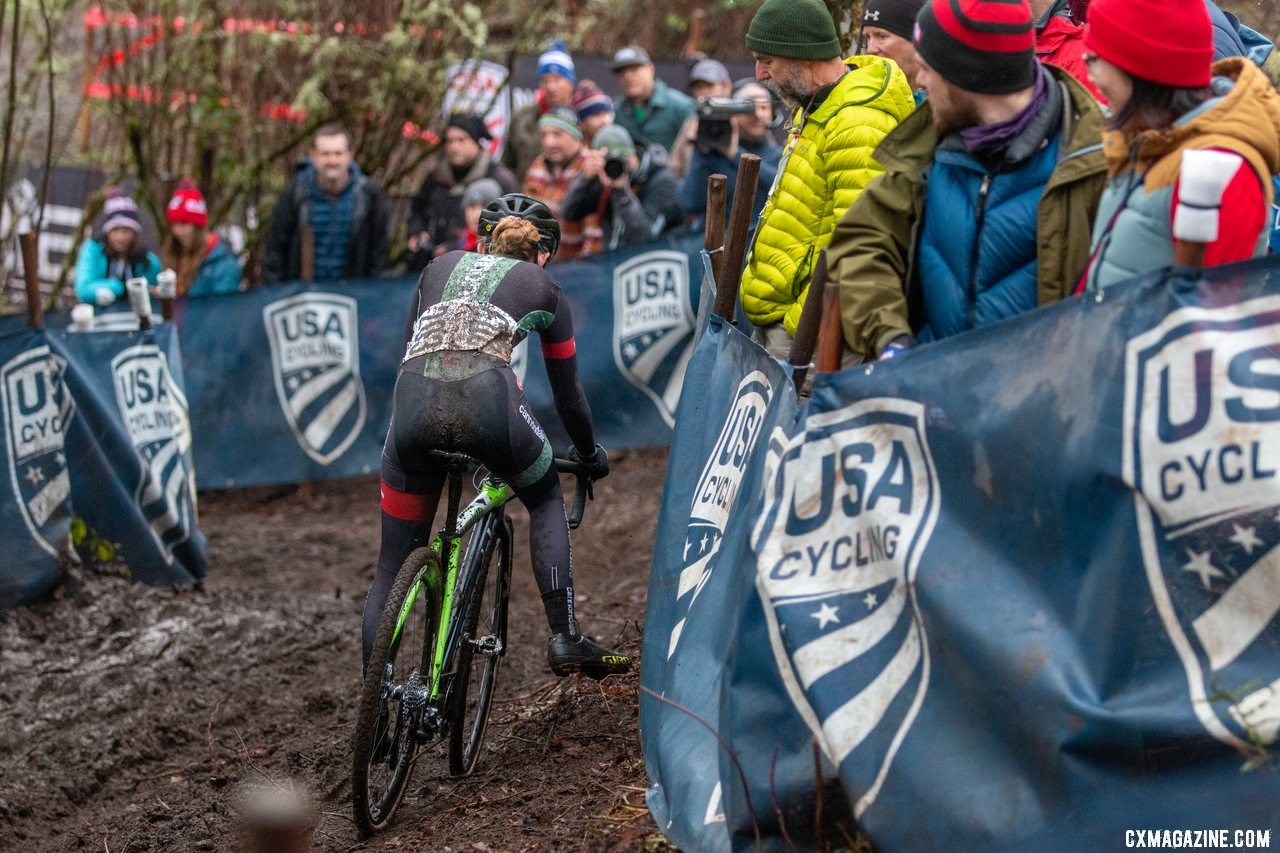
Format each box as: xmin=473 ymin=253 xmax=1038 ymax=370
xmin=829 ymin=0 xmax=1108 ymax=360
xmin=738 ymin=0 xmax=915 ymax=357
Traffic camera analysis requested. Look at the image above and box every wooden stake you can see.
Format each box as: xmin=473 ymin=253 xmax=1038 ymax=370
xmin=714 ymin=153 xmax=760 ymax=319
xmin=299 ymin=224 xmax=315 ymax=283
xmin=815 ymin=277 xmax=843 ymax=374
xmin=19 ymin=231 xmax=42 ymax=329
xmin=704 ymin=173 xmax=727 ymax=293
xmin=788 ymin=249 xmax=827 ymax=392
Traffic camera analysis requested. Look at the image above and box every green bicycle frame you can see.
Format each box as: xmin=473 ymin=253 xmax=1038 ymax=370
xmin=390 ymin=478 xmax=515 ymax=702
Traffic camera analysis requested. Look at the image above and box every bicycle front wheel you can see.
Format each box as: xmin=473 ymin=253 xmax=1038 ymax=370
xmin=448 ymin=513 xmax=513 ymax=776
xmin=352 ymin=547 xmax=443 ymax=836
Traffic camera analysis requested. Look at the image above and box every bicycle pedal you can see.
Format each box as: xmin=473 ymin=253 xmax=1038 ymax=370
xmin=469 ymin=634 xmax=503 ymax=657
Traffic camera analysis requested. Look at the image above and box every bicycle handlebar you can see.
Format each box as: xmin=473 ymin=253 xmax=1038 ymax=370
xmin=552 ymin=457 xmax=595 ymax=530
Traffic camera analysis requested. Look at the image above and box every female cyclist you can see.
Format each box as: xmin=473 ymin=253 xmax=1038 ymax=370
xmin=362 ymin=192 xmax=630 ymax=679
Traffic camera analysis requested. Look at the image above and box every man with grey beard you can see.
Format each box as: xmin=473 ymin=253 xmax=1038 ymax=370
xmin=736 ymin=0 xmax=914 ymax=358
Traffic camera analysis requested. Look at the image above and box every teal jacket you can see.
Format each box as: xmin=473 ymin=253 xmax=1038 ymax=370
xmin=613 ymin=80 xmax=696 ymax=152
xmin=74 ymin=237 xmax=161 ymax=303
xmin=187 ymin=235 xmax=243 ymax=297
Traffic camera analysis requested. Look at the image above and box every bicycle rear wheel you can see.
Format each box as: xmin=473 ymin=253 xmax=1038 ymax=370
xmin=352 ymin=547 xmax=443 ymax=836
xmin=448 ymin=513 xmax=513 ymax=776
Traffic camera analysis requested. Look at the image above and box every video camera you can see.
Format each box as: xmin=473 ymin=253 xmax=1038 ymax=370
xmin=694 ymin=97 xmax=758 ymax=153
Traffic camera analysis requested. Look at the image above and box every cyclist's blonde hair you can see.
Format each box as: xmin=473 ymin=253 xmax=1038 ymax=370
xmin=484 ymin=216 xmax=542 ymax=262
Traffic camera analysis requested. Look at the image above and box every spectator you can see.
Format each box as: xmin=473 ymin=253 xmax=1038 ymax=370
xmin=1078 ymin=0 xmax=1280 ymax=291
xmin=457 ymin=178 xmax=504 ymax=252
xmin=262 ymin=125 xmax=389 ymax=283
xmin=161 ymin=179 xmax=241 ymax=297
xmin=1032 ymin=0 xmax=1103 ymax=101
xmin=668 ymin=59 xmax=733 ymax=178
xmin=829 ymin=0 xmax=1108 ymax=358
xmin=74 ymin=188 xmax=161 ymax=305
xmin=572 ymin=80 xmax=615 ymax=146
xmin=523 ymin=107 xmax=599 ymax=258
xmin=502 ymin=41 xmax=576 ymax=178
xmin=611 ymin=45 xmax=696 ymax=153
xmin=563 ymin=125 xmax=683 ymax=251
xmin=739 ymin=0 xmax=914 ymax=356
xmin=860 ymin=0 xmax=928 ymax=105
xmin=678 ymin=81 xmax=782 ymax=225
xmin=405 ymin=113 xmax=519 ymax=271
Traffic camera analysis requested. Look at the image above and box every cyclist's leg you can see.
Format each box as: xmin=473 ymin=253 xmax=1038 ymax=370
xmin=361 ymin=377 xmax=447 ymax=668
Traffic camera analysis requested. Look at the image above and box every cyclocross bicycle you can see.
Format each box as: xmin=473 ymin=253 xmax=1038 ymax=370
xmin=352 ymin=451 xmax=593 ymax=836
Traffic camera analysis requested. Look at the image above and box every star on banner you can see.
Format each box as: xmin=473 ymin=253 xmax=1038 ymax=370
xmin=1229 ymin=524 xmax=1263 ymax=556
xmin=24 ymin=465 xmax=44 ymax=487
xmin=1182 ymin=548 xmax=1225 ymax=590
xmin=863 ymin=591 xmax=878 ymax=610
xmin=811 ymin=602 xmax=840 ymax=630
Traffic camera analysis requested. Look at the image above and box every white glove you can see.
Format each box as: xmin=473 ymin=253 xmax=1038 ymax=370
xmin=155 ymin=269 xmax=177 ymax=300
xmin=94 ymin=287 xmax=116 ymax=307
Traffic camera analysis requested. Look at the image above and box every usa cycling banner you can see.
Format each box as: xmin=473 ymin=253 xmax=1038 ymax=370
xmin=0 ymin=324 xmax=73 ymax=607
xmin=639 ymin=314 xmax=796 ymax=852
xmin=647 ymin=255 xmax=1280 ymax=849
xmin=54 ymin=323 xmax=207 ymax=587
xmin=174 ymin=232 xmax=704 ymax=489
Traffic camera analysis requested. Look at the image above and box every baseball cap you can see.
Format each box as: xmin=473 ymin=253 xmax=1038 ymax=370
xmin=689 ymin=58 xmax=731 ymax=85
xmin=612 ymin=45 xmax=651 ymax=71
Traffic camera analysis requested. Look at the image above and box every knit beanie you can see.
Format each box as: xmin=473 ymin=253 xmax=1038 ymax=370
xmin=572 ymin=80 xmax=614 ymax=121
xmin=863 ymin=0 xmax=927 ymax=41
xmin=592 ymin=125 xmax=636 ymax=158
xmin=100 ymin=187 xmax=143 ymax=234
xmin=537 ymin=40 xmax=576 ymax=83
xmin=1084 ymin=0 xmax=1211 ymax=89
xmin=538 ymin=107 xmax=583 ymax=141
xmin=914 ymin=0 xmax=1037 ymax=94
xmin=446 ymin=112 xmax=492 ymax=144
xmin=166 ymin=179 xmax=208 ymax=227
xmin=746 ymin=0 xmax=841 ymax=61
xmin=462 ymin=178 xmax=503 ymax=209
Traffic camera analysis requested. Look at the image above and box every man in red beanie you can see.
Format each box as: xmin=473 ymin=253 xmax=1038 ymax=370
xmin=830 ymin=0 xmax=1108 ymax=358
xmin=1077 ymin=0 xmax=1280 ymax=291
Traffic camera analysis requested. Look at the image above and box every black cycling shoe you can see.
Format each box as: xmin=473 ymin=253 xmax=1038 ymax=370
xmin=547 ymin=633 xmax=631 ymax=679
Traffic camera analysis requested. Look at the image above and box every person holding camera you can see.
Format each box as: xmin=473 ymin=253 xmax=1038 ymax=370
xmin=668 ymin=59 xmax=734 ymax=179
xmin=561 ymin=124 xmax=683 ymax=252
xmin=677 ymin=81 xmax=781 ymax=226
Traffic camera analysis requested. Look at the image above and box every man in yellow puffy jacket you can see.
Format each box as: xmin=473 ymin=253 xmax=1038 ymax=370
xmin=739 ymin=0 xmax=915 ymax=357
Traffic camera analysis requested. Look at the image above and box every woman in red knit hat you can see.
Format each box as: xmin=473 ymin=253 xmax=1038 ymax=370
xmin=1077 ymin=0 xmax=1280 ymax=291
xmin=161 ymin=179 xmax=242 ymax=298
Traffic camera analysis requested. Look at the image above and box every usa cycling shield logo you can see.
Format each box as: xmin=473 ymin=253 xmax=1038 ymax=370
xmin=668 ymin=370 xmax=772 ymax=659
xmin=753 ymin=399 xmax=940 ymax=818
xmin=612 ymin=250 xmax=696 ymax=427
xmin=264 ymin=293 xmax=366 ymax=465
xmin=111 ymin=345 xmax=197 ymax=560
xmin=1124 ymin=297 xmax=1280 ymax=753
xmin=1 ymin=345 xmax=73 ymax=557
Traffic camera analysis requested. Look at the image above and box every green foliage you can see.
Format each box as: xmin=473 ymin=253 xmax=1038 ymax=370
xmin=70 ymin=515 xmax=128 ymax=576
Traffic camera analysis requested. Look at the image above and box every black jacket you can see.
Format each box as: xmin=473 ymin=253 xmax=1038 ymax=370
xmin=406 ymin=151 xmax=518 ymax=258
xmin=561 ymin=142 xmax=684 ymax=251
xmin=263 ymin=161 xmax=389 ymax=283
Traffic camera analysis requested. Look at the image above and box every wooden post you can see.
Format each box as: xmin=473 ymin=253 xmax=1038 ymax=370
xmin=299 ymin=224 xmax=315 ymax=283
xmin=19 ymin=231 xmax=42 ymax=329
xmin=684 ymin=9 xmax=706 ymax=59
xmin=1173 ymin=240 xmax=1206 ymax=269
xmin=788 ymin=249 xmax=827 ymax=392
xmin=713 ymin=153 xmax=760 ymax=319
xmin=815 ymin=277 xmax=843 ymax=374
xmin=704 ymin=173 xmax=727 ymax=292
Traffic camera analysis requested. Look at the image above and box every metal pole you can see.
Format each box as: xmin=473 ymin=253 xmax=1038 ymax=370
xmin=703 ymin=173 xmax=726 ymax=292
xmin=788 ymin=249 xmax=827 ymax=392
xmin=713 ymin=152 xmax=760 ymax=319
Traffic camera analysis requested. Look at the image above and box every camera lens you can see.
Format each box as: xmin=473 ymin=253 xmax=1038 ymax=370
xmin=604 ymin=158 xmax=626 ymax=180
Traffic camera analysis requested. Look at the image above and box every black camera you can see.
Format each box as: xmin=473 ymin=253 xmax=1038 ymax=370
xmin=603 ymin=155 xmax=629 ymax=181
xmin=694 ymin=97 xmax=757 ymax=153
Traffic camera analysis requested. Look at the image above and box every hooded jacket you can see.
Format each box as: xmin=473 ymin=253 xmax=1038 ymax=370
xmin=829 ymin=65 xmax=1108 ymax=356
xmin=1082 ymin=59 xmax=1280 ymax=292
xmin=187 ymin=235 xmax=242 ymax=297
xmin=740 ymin=55 xmax=915 ymax=335
xmin=263 ymin=160 xmax=389 ymax=283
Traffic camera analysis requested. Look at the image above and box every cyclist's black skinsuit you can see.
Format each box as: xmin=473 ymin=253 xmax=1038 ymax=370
xmin=361 ymin=249 xmax=596 ymax=664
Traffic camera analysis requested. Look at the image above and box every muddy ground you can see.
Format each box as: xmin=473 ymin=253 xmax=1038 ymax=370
xmin=0 ymin=448 xmax=671 ymax=852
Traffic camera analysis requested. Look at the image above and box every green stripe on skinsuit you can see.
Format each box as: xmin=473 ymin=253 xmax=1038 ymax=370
xmin=511 ymin=439 xmax=553 ymax=489
xmin=517 ymin=310 xmax=554 ymax=334
xmin=442 ymin=254 xmax=520 ymax=302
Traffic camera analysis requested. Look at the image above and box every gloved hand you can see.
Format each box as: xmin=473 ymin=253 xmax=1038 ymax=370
xmin=878 ymin=334 xmax=914 ymax=361
xmin=570 ymin=443 xmax=609 ymax=481
xmin=154 ymin=269 xmax=178 ymax=300
xmin=94 ymin=287 xmax=116 ymax=307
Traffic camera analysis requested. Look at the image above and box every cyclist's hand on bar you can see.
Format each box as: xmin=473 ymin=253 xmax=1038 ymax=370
xmin=570 ymin=443 xmax=610 ymax=482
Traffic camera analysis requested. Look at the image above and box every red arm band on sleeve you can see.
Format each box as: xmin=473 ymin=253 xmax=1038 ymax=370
xmin=541 ymin=338 xmax=577 ymax=360
xmin=1172 ymin=155 xmax=1267 ymax=268
xmin=381 ymin=481 xmax=429 ymax=521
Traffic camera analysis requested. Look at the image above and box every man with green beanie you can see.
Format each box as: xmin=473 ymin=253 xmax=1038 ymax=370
xmin=738 ymin=0 xmax=915 ymax=358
